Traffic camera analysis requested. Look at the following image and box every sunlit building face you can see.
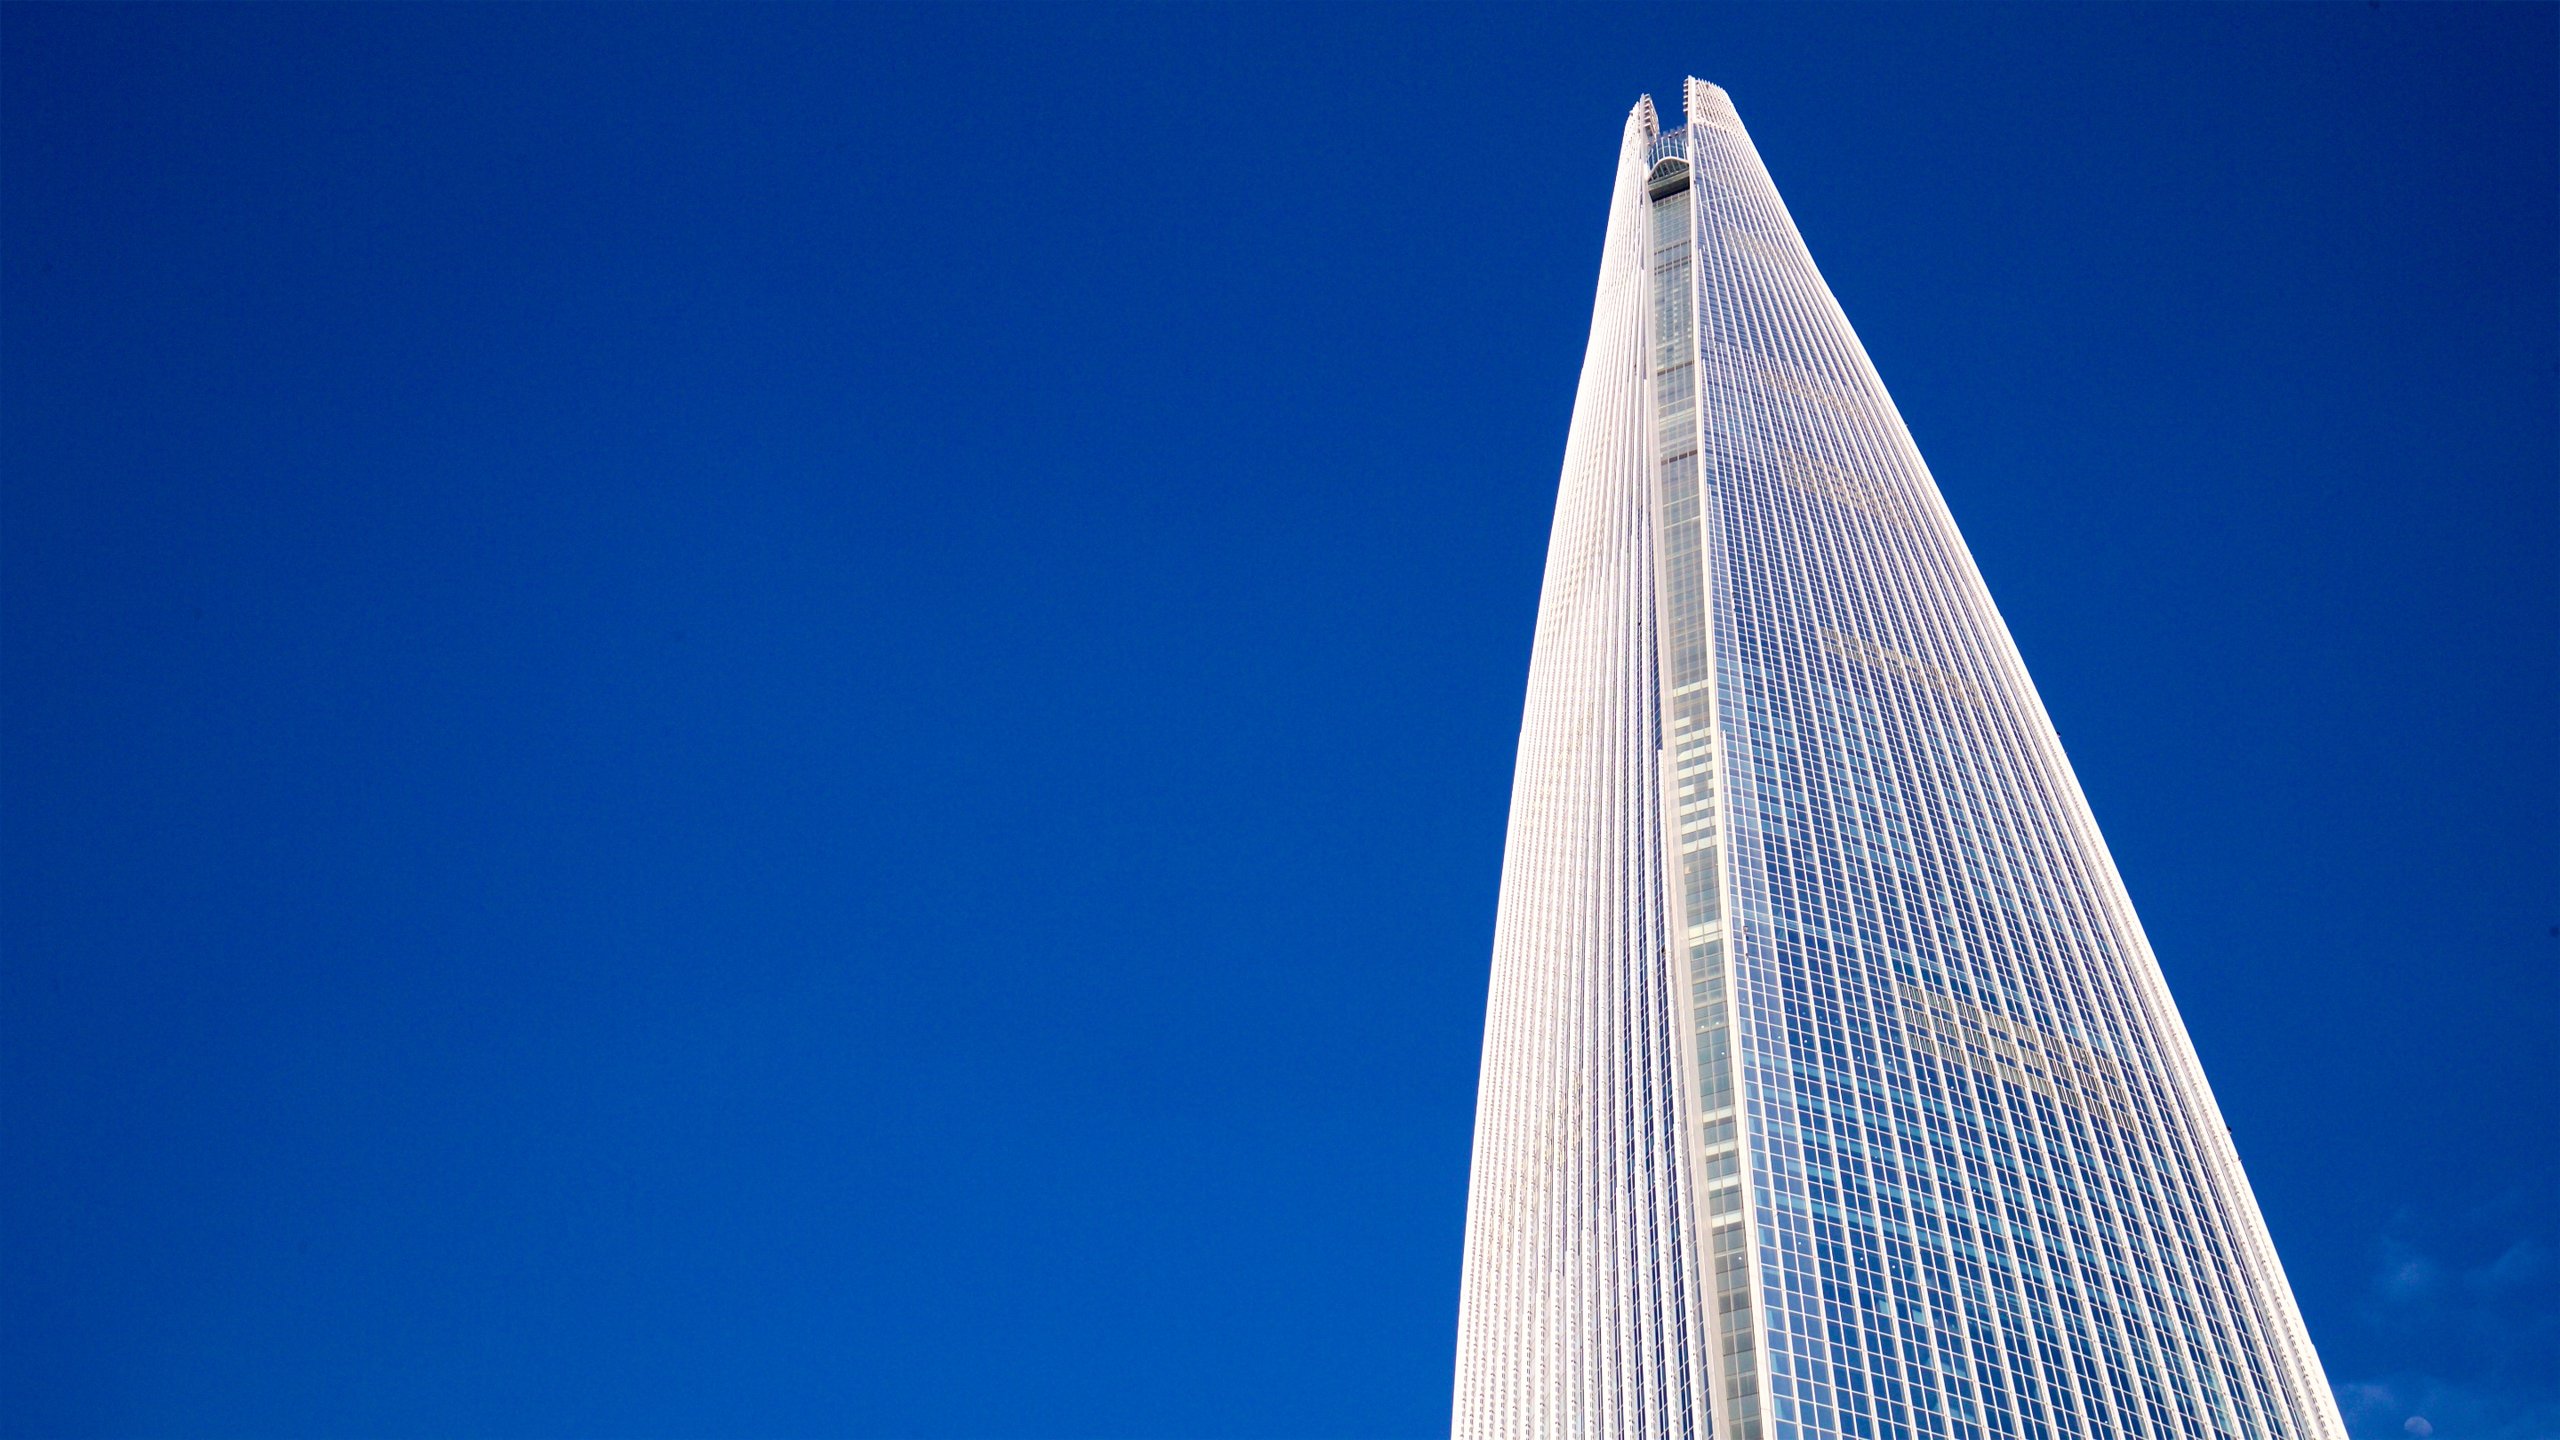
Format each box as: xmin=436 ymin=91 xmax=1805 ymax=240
xmin=1455 ymin=79 xmax=2340 ymax=1440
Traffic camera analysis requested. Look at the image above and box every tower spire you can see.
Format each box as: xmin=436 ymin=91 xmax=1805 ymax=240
xmin=1456 ymin=83 xmax=2342 ymax=1440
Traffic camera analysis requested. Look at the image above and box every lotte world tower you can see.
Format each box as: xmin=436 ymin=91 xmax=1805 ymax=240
xmin=1454 ymin=82 xmax=2340 ymax=1440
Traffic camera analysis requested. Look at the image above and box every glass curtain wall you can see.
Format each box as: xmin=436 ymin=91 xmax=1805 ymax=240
xmin=1456 ymin=81 xmax=2341 ymax=1440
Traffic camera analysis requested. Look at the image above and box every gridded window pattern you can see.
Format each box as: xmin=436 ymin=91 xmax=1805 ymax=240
xmin=1456 ymin=81 xmax=2342 ymax=1440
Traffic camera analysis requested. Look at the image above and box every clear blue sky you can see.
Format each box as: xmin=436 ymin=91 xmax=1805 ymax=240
xmin=4 ymin=5 xmax=2552 ymax=1437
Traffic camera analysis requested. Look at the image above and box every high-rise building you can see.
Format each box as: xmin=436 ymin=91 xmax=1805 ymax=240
xmin=1455 ymin=81 xmax=2340 ymax=1440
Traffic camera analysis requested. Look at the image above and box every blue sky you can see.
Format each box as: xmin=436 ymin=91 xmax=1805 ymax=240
xmin=3 ymin=5 xmax=2552 ymax=1437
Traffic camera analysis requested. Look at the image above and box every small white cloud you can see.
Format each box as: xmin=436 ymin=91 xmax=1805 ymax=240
xmin=2378 ymin=1254 xmax=2443 ymax=1303
xmin=2468 ymin=1239 xmax=2551 ymax=1295
xmin=2337 ymin=1381 xmax=2399 ymax=1427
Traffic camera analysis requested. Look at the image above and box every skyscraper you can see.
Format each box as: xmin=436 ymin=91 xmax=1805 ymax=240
xmin=1455 ymin=81 xmax=2340 ymax=1440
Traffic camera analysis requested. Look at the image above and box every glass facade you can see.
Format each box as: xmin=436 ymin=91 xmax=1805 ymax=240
xmin=1455 ymin=81 xmax=2341 ymax=1440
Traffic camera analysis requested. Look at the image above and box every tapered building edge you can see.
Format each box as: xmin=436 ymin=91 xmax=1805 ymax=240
xmin=1456 ymin=80 xmax=2343 ymax=1440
